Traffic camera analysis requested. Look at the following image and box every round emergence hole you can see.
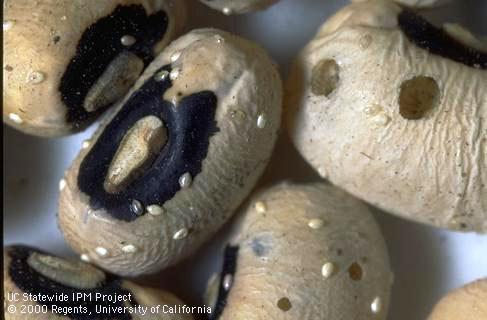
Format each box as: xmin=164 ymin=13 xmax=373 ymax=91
xmin=399 ymin=76 xmax=440 ymax=119
xmin=277 ymin=297 xmax=292 ymax=312
xmin=348 ymin=262 xmax=363 ymax=281
xmin=311 ymin=59 xmax=339 ymax=97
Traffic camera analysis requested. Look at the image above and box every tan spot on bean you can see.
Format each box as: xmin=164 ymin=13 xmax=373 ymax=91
xmin=277 ymin=297 xmax=292 ymax=311
xmin=348 ymin=262 xmax=363 ymax=281
xmin=399 ymin=76 xmax=440 ymax=119
xmin=311 ymin=59 xmax=339 ymax=97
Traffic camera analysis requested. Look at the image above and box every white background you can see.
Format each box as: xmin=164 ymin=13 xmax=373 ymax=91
xmin=4 ymin=1 xmax=487 ymax=319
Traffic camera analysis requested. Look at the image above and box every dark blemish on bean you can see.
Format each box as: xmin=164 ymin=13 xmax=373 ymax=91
xmin=277 ymin=297 xmax=292 ymax=311
xmin=77 ymin=64 xmax=218 ymax=222
xmin=348 ymin=262 xmax=363 ymax=281
xmin=398 ymin=10 xmax=487 ymax=69
xmin=60 ymin=5 xmax=169 ymax=126
xmin=250 ymin=235 xmax=272 ymax=257
xmin=209 ymin=245 xmax=239 ymax=320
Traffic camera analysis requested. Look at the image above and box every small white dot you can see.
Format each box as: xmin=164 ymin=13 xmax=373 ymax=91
xmin=173 ymin=228 xmax=189 ymax=240
xmin=59 ymin=179 xmax=66 ymax=191
xmin=170 ymin=51 xmax=181 ymax=62
xmin=95 ymin=247 xmax=108 ymax=257
xmin=80 ymin=254 xmax=90 ymax=262
xmin=131 ymin=199 xmax=144 ymax=215
xmin=8 ymin=113 xmax=23 ymax=124
xmin=121 ymin=244 xmax=137 ymax=253
xmin=308 ymin=219 xmax=324 ymax=229
xmin=154 ymin=70 xmax=169 ymax=82
xmin=179 ymin=172 xmax=192 ymax=189
xmin=321 ymin=262 xmax=335 ymax=278
xmin=147 ymin=204 xmax=164 ymax=216
xmin=222 ymin=7 xmax=232 ymax=15
xmin=120 ymin=35 xmax=136 ymax=46
xmin=82 ymin=140 xmax=90 ymax=149
xmin=257 ymin=114 xmax=267 ymax=129
xmin=372 ymin=114 xmax=390 ymax=127
xmin=223 ymin=274 xmax=233 ymax=290
xmin=60 ymin=15 xmax=67 ymax=21
xmin=214 ymin=35 xmax=224 ymax=44
xmin=3 ymin=20 xmax=14 ymax=31
xmin=371 ymin=296 xmax=382 ymax=314
xmin=169 ymin=68 xmax=180 ymax=81
xmin=27 ymin=71 xmax=45 ymax=84
xmin=255 ymin=201 xmax=267 ymax=213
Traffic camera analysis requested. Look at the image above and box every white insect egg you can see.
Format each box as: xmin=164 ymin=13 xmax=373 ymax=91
xmin=170 ymin=51 xmax=181 ymax=62
xmin=169 ymin=68 xmax=180 ymax=81
xmin=372 ymin=114 xmax=391 ymax=127
xmin=147 ymin=204 xmax=164 ymax=216
xmin=222 ymin=7 xmax=232 ymax=15
xmin=257 ymin=114 xmax=267 ymax=129
xmin=179 ymin=172 xmax=192 ymax=188
xmin=8 ymin=113 xmax=23 ymax=124
xmin=26 ymin=71 xmax=45 ymax=84
xmin=154 ymin=70 xmax=169 ymax=82
xmin=371 ymin=296 xmax=382 ymax=314
xmin=80 ymin=254 xmax=90 ymax=262
xmin=95 ymin=247 xmax=108 ymax=257
xmin=308 ymin=218 xmax=324 ymax=229
xmin=120 ymin=35 xmax=136 ymax=46
xmin=122 ymin=244 xmax=137 ymax=253
xmin=255 ymin=201 xmax=267 ymax=213
xmin=321 ymin=262 xmax=335 ymax=278
xmin=173 ymin=228 xmax=189 ymax=240
xmin=131 ymin=199 xmax=144 ymax=215
xmin=3 ymin=20 xmax=14 ymax=31
xmin=223 ymin=274 xmax=233 ymax=290
xmin=59 ymin=179 xmax=67 ymax=191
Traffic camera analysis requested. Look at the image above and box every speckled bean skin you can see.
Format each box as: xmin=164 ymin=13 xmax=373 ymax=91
xmin=208 ymin=183 xmax=393 ymax=320
xmin=286 ymin=0 xmax=487 ymax=232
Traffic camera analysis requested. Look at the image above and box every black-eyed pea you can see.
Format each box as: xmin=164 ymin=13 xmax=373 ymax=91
xmin=3 ymin=245 xmax=192 ymax=320
xmin=3 ymin=0 xmax=186 ymax=136
xmin=58 ymin=28 xmax=282 ymax=276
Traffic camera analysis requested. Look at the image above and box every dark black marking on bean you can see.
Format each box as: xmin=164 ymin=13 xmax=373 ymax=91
xmin=77 ymin=64 xmax=218 ymax=221
xmin=398 ymin=10 xmax=487 ymax=69
xmin=7 ymin=245 xmax=138 ymax=320
xmin=210 ymin=245 xmax=239 ymax=320
xmin=59 ymin=5 xmax=169 ymax=126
